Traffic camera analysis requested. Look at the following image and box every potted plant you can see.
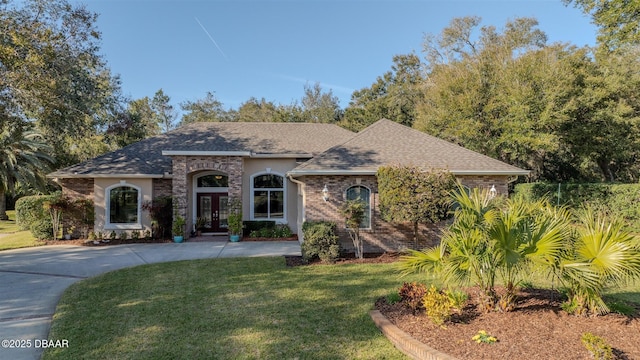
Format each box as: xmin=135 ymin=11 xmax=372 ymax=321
xmin=172 ymin=214 xmax=186 ymax=243
xmin=195 ymin=216 xmax=207 ymax=236
xmin=227 ymin=198 xmax=243 ymax=242
xmin=64 ymin=225 xmax=76 ymax=240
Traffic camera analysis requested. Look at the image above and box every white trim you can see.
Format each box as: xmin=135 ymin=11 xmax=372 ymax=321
xmin=345 ymin=185 xmax=372 ymax=230
xmin=250 ymin=153 xmax=314 ymax=158
xmin=47 ymin=173 xmax=166 ymax=179
xmin=162 ymin=150 xmax=251 ymax=156
xmin=250 ymin=171 xmax=287 ymax=222
xmin=288 ymin=169 xmax=530 ymax=177
xmin=288 ymin=170 xmax=377 ymax=177
xmin=449 ymin=170 xmax=531 ymax=176
xmin=192 ymin=171 xmax=230 ymax=231
xmin=104 ymin=182 xmax=142 ymax=230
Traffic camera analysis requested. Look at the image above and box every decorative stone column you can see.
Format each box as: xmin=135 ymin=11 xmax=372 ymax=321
xmin=171 ymin=156 xmax=188 ymax=237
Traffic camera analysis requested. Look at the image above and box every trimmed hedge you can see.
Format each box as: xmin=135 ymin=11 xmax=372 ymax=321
xmin=514 ymin=183 xmax=640 ymax=232
xmin=15 ymin=193 xmax=61 ymax=232
xmin=242 ymin=220 xmax=276 ymax=237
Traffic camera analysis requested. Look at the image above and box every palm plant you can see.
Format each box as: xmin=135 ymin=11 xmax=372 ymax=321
xmin=0 ymin=125 xmax=54 ymax=220
xmin=557 ymin=208 xmax=640 ymax=316
xmin=400 ymin=185 xmax=572 ymax=312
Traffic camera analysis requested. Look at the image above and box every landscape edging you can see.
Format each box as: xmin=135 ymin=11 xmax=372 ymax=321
xmin=369 ymin=310 xmax=458 ymax=360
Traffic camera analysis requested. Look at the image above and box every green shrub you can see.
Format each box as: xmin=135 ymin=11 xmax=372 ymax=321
xmin=446 ymin=289 xmax=469 ymax=311
xmin=422 ymin=285 xmax=455 ymax=326
xmin=30 ymin=218 xmax=53 ymax=240
xmin=514 ymin=182 xmax=640 ymax=232
xmin=398 ymin=282 xmax=428 ymax=314
xmin=243 ymin=220 xmax=276 ymax=237
xmin=15 ymin=193 xmax=60 ymax=231
xmin=301 ymin=221 xmax=339 ymax=263
xmin=581 ymin=333 xmax=613 ymax=360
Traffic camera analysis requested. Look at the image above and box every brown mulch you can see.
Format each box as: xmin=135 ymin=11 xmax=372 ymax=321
xmin=287 ymin=253 xmax=640 ymax=359
xmin=376 ymin=287 xmax=640 ymax=360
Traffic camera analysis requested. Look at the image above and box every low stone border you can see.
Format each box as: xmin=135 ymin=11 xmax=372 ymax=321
xmin=369 ymin=310 xmax=458 ymax=360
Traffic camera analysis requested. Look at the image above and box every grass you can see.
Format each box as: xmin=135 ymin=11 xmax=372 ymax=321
xmin=0 ymin=210 xmax=43 ymax=251
xmin=44 ymin=257 xmax=424 ymax=360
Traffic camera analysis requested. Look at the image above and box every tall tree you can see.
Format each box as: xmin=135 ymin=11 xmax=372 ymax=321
xmin=179 ymin=91 xmax=228 ymax=125
xmin=106 ymin=97 xmax=162 ymax=147
xmin=564 ymin=0 xmax=640 ymax=50
xmin=342 ymin=54 xmax=425 ymax=131
xmin=558 ymin=46 xmax=640 ymax=182
xmin=235 ymin=97 xmax=279 ymax=122
xmin=0 ymin=0 xmax=121 ymax=166
xmin=151 ymin=89 xmax=178 ymax=132
xmin=0 ymin=124 xmax=53 ymax=219
xmin=414 ymin=17 xmax=594 ymax=181
xmin=299 ymin=82 xmax=342 ymax=123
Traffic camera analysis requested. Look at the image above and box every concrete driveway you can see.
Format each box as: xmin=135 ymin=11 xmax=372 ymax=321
xmin=0 ymin=241 xmax=301 ymax=360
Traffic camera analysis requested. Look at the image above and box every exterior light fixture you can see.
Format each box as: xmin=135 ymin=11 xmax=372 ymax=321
xmin=322 ymin=185 xmax=329 ymax=202
xmin=489 ymin=185 xmax=497 ymax=199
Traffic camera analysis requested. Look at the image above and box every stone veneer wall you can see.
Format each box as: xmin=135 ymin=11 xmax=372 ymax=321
xmin=58 ymin=178 xmax=94 ymax=201
xmin=170 ymin=156 xmax=243 ymax=236
xmin=301 ymin=174 xmax=510 ymax=253
xmin=152 ymin=179 xmax=173 ymax=198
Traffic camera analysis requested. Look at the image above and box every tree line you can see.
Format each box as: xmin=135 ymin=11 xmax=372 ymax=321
xmin=1 ymin=0 xmax=639 ymax=218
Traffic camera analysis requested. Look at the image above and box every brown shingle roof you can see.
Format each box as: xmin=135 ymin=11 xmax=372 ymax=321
xmin=289 ymin=119 xmax=529 ymax=176
xmin=48 ymin=122 xmax=355 ymax=177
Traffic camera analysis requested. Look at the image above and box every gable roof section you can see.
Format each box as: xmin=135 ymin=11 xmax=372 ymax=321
xmin=48 ymin=122 xmax=355 ymax=178
xmin=288 ymin=119 xmax=529 ymax=176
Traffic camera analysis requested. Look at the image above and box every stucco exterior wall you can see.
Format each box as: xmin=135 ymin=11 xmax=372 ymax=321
xmin=243 ymin=158 xmax=301 ymax=233
xmin=94 ymin=178 xmax=154 ymax=236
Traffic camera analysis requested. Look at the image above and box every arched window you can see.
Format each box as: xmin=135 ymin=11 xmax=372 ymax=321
xmin=106 ymin=184 xmax=141 ymax=229
xmin=251 ymin=173 xmax=285 ymax=220
xmin=196 ymin=174 xmax=228 ymax=188
xmin=346 ymin=185 xmax=371 ymax=228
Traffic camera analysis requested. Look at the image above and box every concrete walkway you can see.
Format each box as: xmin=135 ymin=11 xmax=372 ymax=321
xmin=0 ymin=241 xmax=301 ymax=360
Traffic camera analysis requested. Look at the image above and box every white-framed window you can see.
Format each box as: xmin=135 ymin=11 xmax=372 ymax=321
xmin=105 ymin=183 xmax=142 ymax=229
xmin=251 ymin=173 xmax=285 ymax=220
xmin=346 ymin=185 xmax=371 ymax=229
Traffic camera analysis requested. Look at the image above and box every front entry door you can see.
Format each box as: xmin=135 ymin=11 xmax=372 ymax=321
xmin=197 ymin=193 xmax=229 ymax=233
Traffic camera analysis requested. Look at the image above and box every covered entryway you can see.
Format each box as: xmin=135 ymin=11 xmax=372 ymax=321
xmin=193 ymin=171 xmax=230 ymax=234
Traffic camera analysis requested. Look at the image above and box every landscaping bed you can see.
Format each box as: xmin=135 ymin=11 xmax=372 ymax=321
xmin=376 ymin=286 xmax=640 ymax=360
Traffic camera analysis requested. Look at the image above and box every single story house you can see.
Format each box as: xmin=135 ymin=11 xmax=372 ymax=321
xmin=48 ymin=119 xmax=529 ymax=251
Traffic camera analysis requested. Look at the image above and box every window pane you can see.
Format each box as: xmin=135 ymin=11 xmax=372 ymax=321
xmin=197 ymin=175 xmax=228 ymax=188
xmin=346 ymin=186 xmax=370 ymax=228
xmin=253 ymin=174 xmax=283 ymax=189
xmin=110 ymin=186 xmax=138 ymax=224
xmin=254 ymin=191 xmax=269 ymax=218
xmin=269 ymin=191 xmax=284 ymax=218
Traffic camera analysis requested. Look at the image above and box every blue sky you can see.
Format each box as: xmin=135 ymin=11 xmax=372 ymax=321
xmin=75 ymin=0 xmax=597 ymax=111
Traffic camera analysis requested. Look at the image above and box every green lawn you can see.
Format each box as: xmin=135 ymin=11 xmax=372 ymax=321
xmin=0 ymin=210 xmax=43 ymax=251
xmin=44 ymin=257 xmax=425 ymax=360
xmin=42 ymin=256 xmax=640 ymax=359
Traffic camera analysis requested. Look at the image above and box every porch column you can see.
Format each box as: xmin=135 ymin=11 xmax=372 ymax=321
xmin=171 ymin=156 xmax=188 ymax=237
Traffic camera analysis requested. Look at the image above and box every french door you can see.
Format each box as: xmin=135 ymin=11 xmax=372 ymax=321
xmin=196 ymin=193 xmax=229 ymax=233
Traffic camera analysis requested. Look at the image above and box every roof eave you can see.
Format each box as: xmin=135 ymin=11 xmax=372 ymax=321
xmin=288 ymin=169 xmax=530 ymax=177
xmin=161 ymin=150 xmax=252 ymax=156
xmin=47 ymin=173 xmax=168 ymax=179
